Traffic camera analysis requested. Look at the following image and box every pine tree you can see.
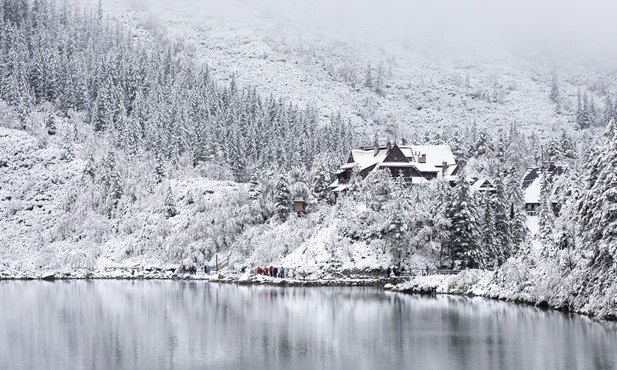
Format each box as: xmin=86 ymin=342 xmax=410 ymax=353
xmin=576 ymin=90 xmax=592 ymax=129
xmin=274 ymin=175 xmax=291 ymax=221
xmin=83 ymin=153 xmax=95 ymax=179
xmin=480 ymin=193 xmax=496 ymax=269
xmin=560 ymin=131 xmax=577 ymax=159
xmin=571 ymin=118 xmax=617 ymax=308
xmin=185 ymin=189 xmax=194 ymax=205
xmin=603 ymin=95 xmax=615 ymax=126
xmin=100 ymin=151 xmax=122 ymax=217
xmin=386 ymin=198 xmax=409 ymax=265
xmin=45 ymin=110 xmax=56 ymax=135
xmin=248 ymin=174 xmax=262 ymax=200
xmin=164 ymin=187 xmax=178 ymax=219
xmin=507 ymin=171 xmax=528 ymax=250
xmin=311 ymin=168 xmax=330 ymax=203
xmin=590 ymin=96 xmax=597 ymax=126
xmin=445 ymin=168 xmax=482 ymax=268
xmin=374 ymin=63 xmax=384 ymax=96
xmin=367 ymin=169 xmax=392 ymax=212
xmin=493 ymin=171 xmax=512 ymax=265
xmin=450 ymin=133 xmax=467 ymax=163
xmin=538 ymin=170 xmax=554 ymax=245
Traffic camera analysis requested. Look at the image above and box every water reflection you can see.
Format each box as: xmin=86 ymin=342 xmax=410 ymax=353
xmin=0 ymin=281 xmax=615 ymax=370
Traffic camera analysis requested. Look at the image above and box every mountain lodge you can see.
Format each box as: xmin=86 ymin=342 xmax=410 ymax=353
xmin=329 ymin=141 xmax=459 ymax=193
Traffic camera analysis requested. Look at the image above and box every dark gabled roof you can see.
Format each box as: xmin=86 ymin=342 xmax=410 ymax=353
xmin=522 ymin=164 xmax=568 ymax=204
xmin=522 ymin=164 xmax=567 ymax=190
xmin=522 ymin=168 xmax=539 ymax=190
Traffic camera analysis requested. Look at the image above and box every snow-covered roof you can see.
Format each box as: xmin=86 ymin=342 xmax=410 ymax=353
xmin=399 ymin=145 xmax=456 ymax=167
xmin=349 ymin=148 xmax=388 ymax=172
xmin=522 ymin=164 xmax=567 ymax=204
xmin=524 ymin=177 xmax=542 ymax=204
xmin=523 ymin=175 xmax=559 ymax=204
xmin=342 ymin=143 xmax=456 ymax=179
xmin=522 ymin=164 xmax=567 ymax=190
xmin=413 ymin=162 xmax=441 ymax=173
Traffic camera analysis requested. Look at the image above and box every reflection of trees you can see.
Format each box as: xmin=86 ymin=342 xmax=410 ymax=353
xmin=1 ymin=282 xmax=617 ymax=369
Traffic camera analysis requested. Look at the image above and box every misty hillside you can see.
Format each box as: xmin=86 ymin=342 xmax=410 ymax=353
xmin=97 ymin=0 xmax=616 ymax=143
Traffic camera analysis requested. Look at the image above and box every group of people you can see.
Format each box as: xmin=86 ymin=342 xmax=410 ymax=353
xmin=387 ymin=265 xmax=407 ymax=277
xmin=177 ymin=265 xmax=198 ymax=275
xmin=256 ymin=266 xmax=285 ymax=278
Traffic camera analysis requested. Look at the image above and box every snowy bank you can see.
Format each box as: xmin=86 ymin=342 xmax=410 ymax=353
xmin=392 ymin=270 xmax=492 ymax=294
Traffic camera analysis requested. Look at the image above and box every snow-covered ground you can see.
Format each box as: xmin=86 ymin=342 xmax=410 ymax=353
xmin=0 ymin=125 xmax=427 ymax=278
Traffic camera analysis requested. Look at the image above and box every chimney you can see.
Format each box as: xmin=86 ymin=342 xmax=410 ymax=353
xmin=373 ymin=142 xmax=379 ymax=156
xmin=401 ymin=138 xmax=407 ymax=146
xmin=386 ymin=141 xmax=392 ymax=151
xmin=442 ymin=161 xmax=448 ymax=175
xmin=418 ymin=153 xmax=426 ymax=163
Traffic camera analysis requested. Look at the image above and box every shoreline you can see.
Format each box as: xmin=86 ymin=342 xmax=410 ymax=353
xmin=2 ymin=270 xmax=615 ymax=322
xmin=0 ymin=270 xmax=412 ymax=287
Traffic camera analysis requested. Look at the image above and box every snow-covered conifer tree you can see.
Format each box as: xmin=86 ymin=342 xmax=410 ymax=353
xmin=164 ymin=187 xmax=178 ymax=219
xmin=386 ymin=198 xmax=409 ymax=265
xmin=493 ymin=171 xmax=512 ymax=265
xmin=83 ymin=153 xmax=95 ymax=179
xmin=538 ymin=170 xmax=554 ymax=244
xmin=347 ymin=164 xmax=363 ymax=200
xmin=507 ymin=172 xmax=528 ymax=251
xmin=311 ymin=167 xmax=330 ymax=203
xmin=480 ymin=193 xmax=496 ymax=269
xmin=274 ymin=175 xmax=291 ymax=221
xmin=568 ymin=118 xmax=617 ymax=310
xmin=45 ymin=110 xmax=56 ymax=135
xmin=445 ymin=167 xmax=482 ymax=268
xmin=248 ymin=174 xmax=262 ymax=200
xmin=603 ymin=95 xmax=615 ymax=126
xmin=100 ymin=151 xmax=123 ymax=217
xmin=367 ymin=169 xmax=392 ymax=212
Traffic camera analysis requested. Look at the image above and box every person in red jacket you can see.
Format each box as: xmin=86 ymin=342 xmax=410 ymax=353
xmin=257 ymin=266 xmax=263 ymax=275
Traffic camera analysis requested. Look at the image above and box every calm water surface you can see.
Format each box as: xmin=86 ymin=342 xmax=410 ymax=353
xmin=1 ymin=280 xmax=616 ymax=370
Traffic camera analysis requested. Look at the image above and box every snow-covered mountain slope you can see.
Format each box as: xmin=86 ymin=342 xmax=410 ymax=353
xmin=0 ymin=121 xmax=420 ymax=275
xmin=0 ymin=121 xmax=249 ymax=272
xmin=0 ymin=127 xmax=83 ymax=262
xmin=91 ymin=0 xmax=617 ymax=141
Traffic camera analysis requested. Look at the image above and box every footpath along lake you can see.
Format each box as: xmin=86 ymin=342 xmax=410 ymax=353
xmin=1 ymin=280 xmax=616 ymax=369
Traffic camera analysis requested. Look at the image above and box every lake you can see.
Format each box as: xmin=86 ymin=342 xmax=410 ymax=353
xmin=0 ymin=280 xmax=615 ymax=369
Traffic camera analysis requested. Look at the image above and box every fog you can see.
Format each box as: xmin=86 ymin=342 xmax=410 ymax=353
xmin=281 ymin=0 xmax=617 ymax=54
xmin=131 ymin=0 xmax=617 ymax=57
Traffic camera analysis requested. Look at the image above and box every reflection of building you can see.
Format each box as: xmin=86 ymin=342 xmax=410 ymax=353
xmin=329 ymin=141 xmax=458 ymax=193
xmin=522 ymin=162 xmax=567 ymax=216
